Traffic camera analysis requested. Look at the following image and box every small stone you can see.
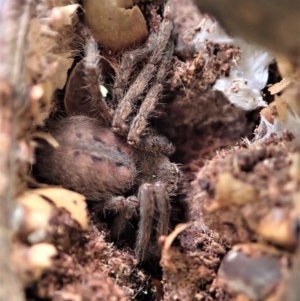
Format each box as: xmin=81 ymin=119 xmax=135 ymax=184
xmin=218 ymin=248 xmax=282 ymax=300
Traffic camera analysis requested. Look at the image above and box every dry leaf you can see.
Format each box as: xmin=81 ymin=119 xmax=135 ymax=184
xmin=16 ymin=192 xmax=54 ymax=238
xmin=33 ymin=187 xmax=88 ymax=229
xmin=16 ymin=188 xmax=88 ymax=233
xmin=83 ymin=0 xmax=148 ymax=51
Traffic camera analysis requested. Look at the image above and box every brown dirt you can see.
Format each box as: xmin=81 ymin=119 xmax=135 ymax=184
xmin=6 ymin=0 xmax=300 ymax=301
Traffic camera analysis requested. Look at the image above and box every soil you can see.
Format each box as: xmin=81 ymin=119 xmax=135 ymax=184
xmin=4 ymin=0 xmax=300 ymax=301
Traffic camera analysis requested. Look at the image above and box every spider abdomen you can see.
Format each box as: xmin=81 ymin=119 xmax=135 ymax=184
xmin=35 ymin=116 xmax=137 ymax=201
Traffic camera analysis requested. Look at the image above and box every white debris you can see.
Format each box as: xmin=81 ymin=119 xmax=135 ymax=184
xmin=255 ymin=111 xmax=300 ymax=141
xmin=193 ymin=16 xmax=274 ymax=111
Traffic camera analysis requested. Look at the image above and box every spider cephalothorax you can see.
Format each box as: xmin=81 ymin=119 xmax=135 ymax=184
xmin=35 ymin=1 xmax=179 ymax=261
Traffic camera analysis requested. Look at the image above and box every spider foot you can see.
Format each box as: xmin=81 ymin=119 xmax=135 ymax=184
xmin=112 ymin=1 xmax=174 ymax=139
xmin=135 ymin=181 xmax=170 ymax=262
xmin=106 ymin=195 xmax=139 ymax=239
xmin=127 ymin=40 xmax=174 ymax=145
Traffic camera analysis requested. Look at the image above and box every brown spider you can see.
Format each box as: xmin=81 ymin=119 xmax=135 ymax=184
xmin=35 ymin=1 xmax=180 ymax=261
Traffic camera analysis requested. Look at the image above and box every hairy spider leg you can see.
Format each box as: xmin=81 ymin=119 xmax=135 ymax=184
xmin=135 ymin=183 xmax=156 ymax=261
xmin=138 ymin=132 xmax=175 ymax=156
xmin=154 ymin=181 xmax=170 ymax=241
xmin=135 ymin=181 xmax=170 ymax=262
xmin=127 ymin=41 xmax=174 ymax=145
xmin=83 ymin=35 xmax=113 ymax=124
xmin=112 ymin=0 xmax=174 ymax=133
xmin=112 ymin=35 xmax=156 ymax=106
xmin=102 ymin=195 xmax=139 ymax=239
xmin=112 ymin=62 xmax=157 ymax=132
xmin=65 ymin=32 xmax=113 ymax=126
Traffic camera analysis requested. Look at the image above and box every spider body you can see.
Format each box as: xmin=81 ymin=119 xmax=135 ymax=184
xmin=36 ymin=114 xmax=180 ymax=260
xmin=39 ymin=116 xmax=137 ymax=201
xmin=35 ymin=0 xmax=179 ymax=261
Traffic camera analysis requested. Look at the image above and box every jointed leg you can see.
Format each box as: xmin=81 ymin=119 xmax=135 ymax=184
xmin=64 ymin=32 xmax=112 ymax=125
xmin=135 ymin=181 xmax=171 ymax=262
xmin=154 ymin=181 xmax=170 ymax=240
xmin=112 ymin=1 xmax=174 ymax=134
xmin=135 ymin=183 xmax=156 ymax=261
xmin=127 ymin=83 xmax=163 ymax=145
xmin=108 ymin=196 xmax=139 ymax=239
xmin=112 ymin=34 xmax=156 ymax=104
xmin=137 ymin=132 xmax=175 ymax=156
xmin=112 ymin=62 xmax=157 ymax=133
xmin=148 ymin=1 xmax=173 ymax=67
xmin=127 ymin=41 xmax=174 ymax=145
xmin=82 ymin=44 xmax=113 ymax=125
